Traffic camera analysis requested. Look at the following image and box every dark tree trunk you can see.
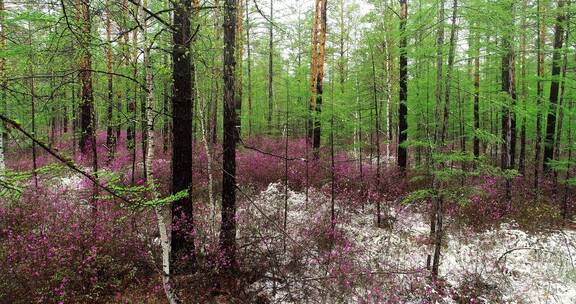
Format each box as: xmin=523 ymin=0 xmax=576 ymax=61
xmin=312 ymin=0 xmax=328 ymax=154
xmin=397 ymin=0 xmax=408 ymax=169
xmin=544 ymin=0 xmax=566 ymax=172
xmin=105 ymin=0 xmax=115 ymax=162
xmin=535 ymin=0 xmax=546 ymax=188
xmin=371 ymin=48 xmax=381 ymax=226
xmin=441 ymin=0 xmax=457 ymax=143
xmin=171 ymin=0 xmax=196 ymax=273
xmin=501 ymin=2 xmax=516 ymax=202
xmin=77 ymin=0 xmax=94 ymax=155
xmin=473 ymin=26 xmax=480 ymax=158
xmin=246 ymin=0 xmax=253 ymax=136
xmin=267 ymin=0 xmax=274 ymax=133
xmin=220 ymin=0 xmax=238 ymax=270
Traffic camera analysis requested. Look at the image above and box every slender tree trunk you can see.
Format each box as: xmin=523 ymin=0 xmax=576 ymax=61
xmin=234 ymin=0 xmax=244 ymax=142
xmin=77 ymin=0 xmax=94 ymax=155
xmin=519 ymin=1 xmax=528 ymax=174
xmin=371 ymin=49 xmax=382 ymax=226
xmin=29 ymin=21 xmax=38 ymax=187
xmin=246 ymin=0 xmax=253 ymax=136
xmin=140 ymin=0 xmax=148 ymax=181
xmin=171 ymin=0 xmax=196 ymax=273
xmin=535 ymin=0 xmax=546 ymax=189
xmin=501 ymin=1 xmax=516 ymax=203
xmin=544 ymin=0 xmax=566 ymax=172
xmin=105 ymin=0 xmax=116 ymax=162
xmin=398 ymin=0 xmax=408 ymax=169
xmin=163 ymin=54 xmax=170 ymax=153
xmin=312 ymin=0 xmax=328 ymax=155
xmin=211 ymin=0 xmax=221 ymax=144
xmin=442 ymin=0 xmax=457 ymax=143
xmin=267 ymin=0 xmax=274 ymax=133
xmin=473 ymin=25 xmax=480 ymax=158
xmin=384 ymin=22 xmax=393 ymax=161
xmin=0 ymin=0 xmax=5 ymax=176
xmin=554 ymin=23 xmax=569 ymax=181
xmin=220 ymin=0 xmax=238 ymax=270
xmin=429 ymin=0 xmax=444 ymax=279
xmin=562 ymin=52 xmax=574 ymax=218
xmin=308 ymin=0 xmax=321 ymax=142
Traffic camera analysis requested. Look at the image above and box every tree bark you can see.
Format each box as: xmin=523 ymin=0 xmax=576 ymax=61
xmin=77 ymin=0 xmax=94 ymax=156
xmin=397 ymin=0 xmax=408 ymax=169
xmin=171 ymin=0 xmax=196 ymax=273
xmin=312 ymin=0 xmax=328 ymax=155
xmin=0 ymin=0 xmax=5 ymax=176
xmin=267 ymin=0 xmax=274 ymax=133
xmin=535 ymin=0 xmax=546 ymax=188
xmin=220 ymin=0 xmax=238 ymax=270
xmin=473 ymin=25 xmax=480 ymax=158
xmin=245 ymin=0 xmax=253 ymax=136
xmin=234 ymin=0 xmax=244 ymax=142
xmin=544 ymin=0 xmax=566 ymax=172
xmin=105 ymin=0 xmax=116 ymax=162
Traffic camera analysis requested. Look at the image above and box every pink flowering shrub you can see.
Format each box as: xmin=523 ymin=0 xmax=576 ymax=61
xmin=0 ymin=178 xmax=157 ymax=303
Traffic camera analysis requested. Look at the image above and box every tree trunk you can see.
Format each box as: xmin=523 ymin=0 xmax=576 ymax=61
xmin=554 ymin=22 xmax=569 ymax=180
xmin=501 ymin=1 xmax=516 ymax=202
xmin=397 ymin=0 xmax=408 ymax=169
xmin=441 ymin=0 xmax=457 ymax=143
xmin=234 ymin=0 xmax=244 ymax=142
xmin=535 ymin=0 xmax=546 ymax=188
xmin=0 ymin=0 xmax=5 ymax=176
xmin=211 ymin=0 xmax=221 ymax=144
xmin=308 ymin=0 xmax=321 ymax=142
xmin=267 ymin=0 xmax=274 ymax=133
xmin=245 ymin=0 xmax=253 ymax=136
xmin=473 ymin=25 xmax=480 ymax=158
xmin=544 ymin=0 xmax=566 ymax=172
xmin=171 ymin=0 xmax=196 ymax=273
xmin=371 ymin=48 xmax=382 ymax=226
xmin=430 ymin=0 xmax=444 ymax=279
xmin=77 ymin=0 xmax=94 ymax=155
xmin=519 ymin=1 xmax=527 ymax=174
xmin=312 ymin=0 xmax=328 ymax=154
xmin=220 ymin=0 xmax=238 ymax=270
xmin=105 ymin=0 xmax=116 ymax=162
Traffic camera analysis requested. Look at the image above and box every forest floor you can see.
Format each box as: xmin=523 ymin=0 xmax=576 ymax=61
xmin=2 ymin=134 xmax=575 ymax=303
xmin=239 ymin=183 xmax=576 ymax=303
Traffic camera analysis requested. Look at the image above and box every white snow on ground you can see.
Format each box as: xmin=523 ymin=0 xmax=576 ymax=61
xmin=59 ymin=174 xmax=83 ymax=190
xmin=244 ymin=183 xmax=576 ymax=303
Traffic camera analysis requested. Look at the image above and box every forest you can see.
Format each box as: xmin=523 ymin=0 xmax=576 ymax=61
xmin=0 ymin=0 xmax=575 ymax=302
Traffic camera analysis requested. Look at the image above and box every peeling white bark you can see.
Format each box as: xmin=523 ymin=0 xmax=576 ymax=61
xmin=141 ymin=0 xmax=179 ymax=302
